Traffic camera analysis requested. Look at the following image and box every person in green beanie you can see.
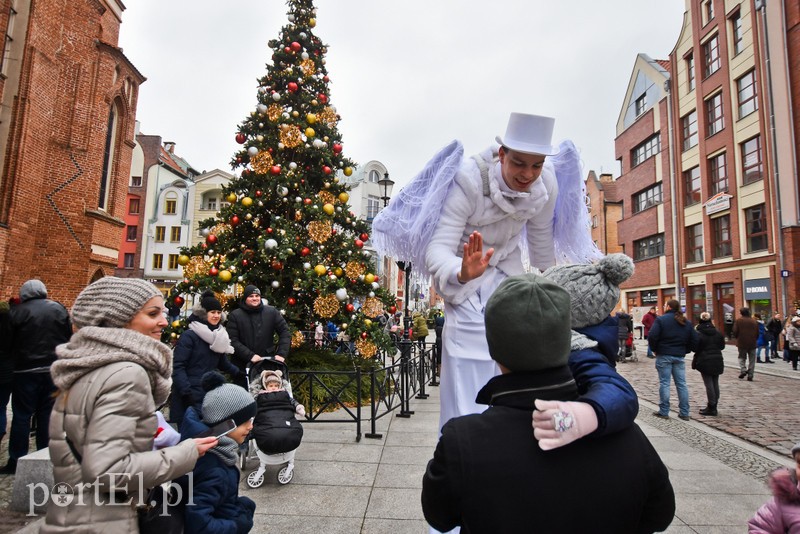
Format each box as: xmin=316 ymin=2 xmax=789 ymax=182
xmin=422 ymin=273 xmax=675 ymax=533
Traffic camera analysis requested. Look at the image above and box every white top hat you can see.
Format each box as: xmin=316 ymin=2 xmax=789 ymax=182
xmin=495 ymin=112 xmax=559 ymax=156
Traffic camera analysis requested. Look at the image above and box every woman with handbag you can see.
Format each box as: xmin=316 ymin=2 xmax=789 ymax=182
xmin=785 ymin=316 xmax=800 ymax=371
xmin=42 ymin=277 xmax=217 ymax=534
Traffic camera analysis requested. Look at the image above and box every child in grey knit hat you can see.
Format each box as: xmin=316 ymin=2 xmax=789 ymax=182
xmin=532 ymin=254 xmax=639 ymax=450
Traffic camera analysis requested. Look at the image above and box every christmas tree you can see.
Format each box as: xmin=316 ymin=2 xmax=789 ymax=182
xmin=168 ymin=0 xmax=395 ymax=358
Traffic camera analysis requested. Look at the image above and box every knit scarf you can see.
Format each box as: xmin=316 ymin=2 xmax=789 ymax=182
xmin=52 ymin=326 xmax=173 ymax=407
xmin=188 ymin=321 xmax=235 ymax=354
xmin=571 ymin=330 xmax=599 ymax=351
xmin=210 ymin=436 xmax=240 ymax=466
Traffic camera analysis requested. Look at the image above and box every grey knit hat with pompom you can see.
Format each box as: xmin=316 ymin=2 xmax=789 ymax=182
xmin=71 ymin=277 xmax=162 ymax=329
xmin=542 ymin=254 xmax=635 ymax=328
xmin=201 ymin=371 xmax=256 ymax=426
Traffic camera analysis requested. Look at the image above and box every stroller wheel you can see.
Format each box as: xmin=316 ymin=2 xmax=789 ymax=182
xmin=277 ymin=465 xmax=294 ymax=485
xmin=239 ymin=442 xmax=251 ymax=471
xmin=246 ymin=470 xmax=265 ymax=488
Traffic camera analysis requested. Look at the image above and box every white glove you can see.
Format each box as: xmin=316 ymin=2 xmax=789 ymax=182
xmin=153 ymin=411 xmax=181 ymax=449
xmin=295 ymin=404 xmax=306 ymax=417
xmin=532 ymin=399 xmax=598 ymax=451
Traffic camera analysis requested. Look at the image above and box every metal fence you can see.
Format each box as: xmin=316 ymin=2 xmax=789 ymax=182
xmin=288 ymin=336 xmax=440 ymax=441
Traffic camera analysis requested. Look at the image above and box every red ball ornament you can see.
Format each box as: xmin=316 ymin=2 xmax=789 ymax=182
xmin=271 ymin=260 xmax=283 ymax=270
xmin=360 ymin=332 xmax=368 ymax=339
xmin=323 ymin=76 xmax=330 ymax=82
xmin=288 ymin=82 xmax=299 ymax=93
xmin=288 ymin=297 xmax=297 ymax=306
xmin=388 ymin=306 xmax=397 ymax=314
xmin=284 ymin=46 xmax=291 ymax=53
xmin=270 ymin=165 xmax=282 ymax=175
xmin=300 ymin=247 xmax=311 ymax=256
xmin=255 ymin=190 xmax=263 ymax=197
xmin=173 ymin=296 xmax=185 ymax=307
xmin=201 ymin=243 xmax=208 ymax=249
xmin=345 ymin=303 xmax=355 ymax=313
xmin=290 ymin=41 xmax=302 ymax=52
xmin=318 ymin=93 xmax=328 ymax=104
xmin=206 ymin=234 xmax=218 ymax=245
xmin=266 ymin=227 xmax=274 ymax=234
xmin=209 ymin=266 xmax=219 ymax=276
xmin=303 ymin=198 xmax=312 ymax=205
xmin=322 ymin=166 xmax=332 ymax=175
xmin=230 ymin=215 xmax=240 ymax=226
xmin=331 ymin=229 xmax=337 ymax=235
xmin=360 ymin=233 xmax=369 ymax=241
xmin=236 ymin=157 xmax=243 ymax=164
xmin=235 ymin=133 xmax=246 ymax=144
xmin=354 ymin=239 xmax=364 ymax=248
xmin=332 ymin=143 xmax=343 ymax=154
xmin=242 ymin=259 xmax=249 ymax=267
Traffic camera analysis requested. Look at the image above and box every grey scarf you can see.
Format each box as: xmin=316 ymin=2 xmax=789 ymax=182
xmin=52 ymin=326 xmax=173 ymax=406
xmin=209 ymin=436 xmax=240 ymax=466
xmin=571 ymin=331 xmax=599 ymax=351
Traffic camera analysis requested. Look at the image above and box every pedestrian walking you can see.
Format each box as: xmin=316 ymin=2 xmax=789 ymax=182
xmin=42 ymin=277 xmax=217 ymax=533
xmin=648 ymin=299 xmax=698 ymax=420
xmin=784 ymin=316 xmax=800 ymax=371
xmin=615 ymin=308 xmax=633 ymax=362
xmin=641 ymin=306 xmax=658 ymax=358
xmin=748 ymin=441 xmax=800 ymax=533
xmin=755 ymin=313 xmax=773 ymax=363
xmin=691 ymin=312 xmax=725 ymax=416
xmin=3 ymin=280 xmax=72 ymax=474
xmin=733 ymin=307 xmax=760 ymax=381
xmin=766 ymin=313 xmax=783 ymax=362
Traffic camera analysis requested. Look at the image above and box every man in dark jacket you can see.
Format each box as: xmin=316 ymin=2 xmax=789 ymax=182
xmin=642 ymin=306 xmax=658 ymax=358
xmin=226 ymin=285 xmax=290 ymax=389
xmin=422 ymin=274 xmax=675 ymax=533
xmin=615 ymin=309 xmax=633 ymax=362
xmin=3 ymin=280 xmax=72 ymax=473
xmin=766 ymin=313 xmax=783 ymax=361
xmin=733 ymin=307 xmax=759 ymax=381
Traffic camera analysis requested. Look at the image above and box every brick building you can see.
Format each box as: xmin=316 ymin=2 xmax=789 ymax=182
xmin=0 ymin=0 xmax=143 ymax=305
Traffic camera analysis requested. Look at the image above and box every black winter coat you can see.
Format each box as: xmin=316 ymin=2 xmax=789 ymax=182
xmin=227 ymin=302 xmax=291 ymax=371
xmin=10 ymin=296 xmax=72 ymax=371
xmin=648 ymin=311 xmax=698 ymax=357
xmin=170 ymin=323 xmax=241 ymax=424
xmin=421 ymin=368 xmax=676 ymax=534
xmin=252 ymin=390 xmax=302 ymax=454
xmin=692 ymin=322 xmax=725 ymax=376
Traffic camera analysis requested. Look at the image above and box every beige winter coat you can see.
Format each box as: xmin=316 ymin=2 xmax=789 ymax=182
xmin=41 ymin=360 xmax=198 ymax=533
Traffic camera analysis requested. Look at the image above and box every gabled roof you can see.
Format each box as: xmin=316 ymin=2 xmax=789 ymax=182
xmin=159 ymin=147 xmax=188 ymax=177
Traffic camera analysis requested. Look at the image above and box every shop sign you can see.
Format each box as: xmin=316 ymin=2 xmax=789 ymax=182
xmin=641 ymin=290 xmax=659 ymax=304
xmin=744 ymin=278 xmax=771 ymax=300
xmin=704 ymin=193 xmax=733 ymax=215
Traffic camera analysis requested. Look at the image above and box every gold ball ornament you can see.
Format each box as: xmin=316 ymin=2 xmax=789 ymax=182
xmin=306 ymin=113 xmax=317 ymax=124
xmin=171 ymin=320 xmax=181 ymax=328
xmin=267 ymin=104 xmax=282 ymax=121
xmin=314 ymin=264 xmax=327 ymax=276
xmin=177 ymin=255 xmax=191 ymax=266
xmin=250 ymin=151 xmax=274 ymax=174
xmin=241 ymin=197 xmax=253 ymax=207
xmin=343 ymin=167 xmax=353 ymax=177
xmin=305 ymin=127 xmax=316 ymax=138
xmin=291 ymin=330 xmax=305 ymax=348
xmin=309 ymin=18 xmax=316 ymax=27
xmin=313 ymin=294 xmax=339 ymax=318
xmin=322 ymin=203 xmax=335 ymax=215
xmin=307 ymin=220 xmax=332 ymax=243
xmin=338 ymin=192 xmax=349 ymax=202
xmin=362 ymin=297 xmax=384 ymax=318
xmin=334 ymin=267 xmax=343 ymax=277
xmin=364 ymin=318 xmax=372 ymax=327
xmin=226 ymin=192 xmax=237 ymax=203
xmin=364 ymin=273 xmax=376 ymax=284
xmin=354 ymin=338 xmax=377 ymax=359
xmin=218 ymin=270 xmax=232 ymax=283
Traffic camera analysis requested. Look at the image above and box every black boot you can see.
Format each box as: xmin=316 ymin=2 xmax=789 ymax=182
xmin=699 ymin=404 xmax=717 ymax=416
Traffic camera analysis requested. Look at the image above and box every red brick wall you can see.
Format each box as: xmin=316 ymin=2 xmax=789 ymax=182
xmin=0 ymin=0 xmax=143 ymax=306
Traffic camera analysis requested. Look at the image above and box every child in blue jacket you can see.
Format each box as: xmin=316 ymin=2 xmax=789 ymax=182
xmin=180 ymin=372 xmax=257 ymax=534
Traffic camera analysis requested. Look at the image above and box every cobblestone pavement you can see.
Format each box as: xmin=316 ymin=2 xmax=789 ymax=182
xmin=619 ymin=339 xmax=800 ymax=460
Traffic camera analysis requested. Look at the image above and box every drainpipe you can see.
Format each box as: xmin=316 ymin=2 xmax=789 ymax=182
xmin=756 ymin=0 xmax=789 ymax=315
xmin=664 ymin=78 xmax=681 ymax=301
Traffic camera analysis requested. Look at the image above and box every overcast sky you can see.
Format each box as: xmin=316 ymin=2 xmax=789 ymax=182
xmin=118 ymin=1 xmax=686 ymax=190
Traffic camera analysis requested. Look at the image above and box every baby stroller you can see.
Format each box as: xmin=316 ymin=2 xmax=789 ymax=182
xmin=619 ymin=332 xmax=638 ymax=362
xmin=239 ymin=358 xmax=303 ymax=488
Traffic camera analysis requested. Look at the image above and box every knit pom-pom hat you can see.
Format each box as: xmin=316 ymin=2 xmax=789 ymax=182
xmin=71 ymin=277 xmax=162 ymax=329
xmin=261 ymin=370 xmax=283 ymax=389
xmin=542 ymin=254 xmax=635 ymax=328
xmin=201 ymin=371 xmax=256 ymax=426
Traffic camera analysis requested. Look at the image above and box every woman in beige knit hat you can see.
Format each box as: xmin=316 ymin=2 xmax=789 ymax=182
xmin=42 ymin=277 xmax=217 ymax=534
